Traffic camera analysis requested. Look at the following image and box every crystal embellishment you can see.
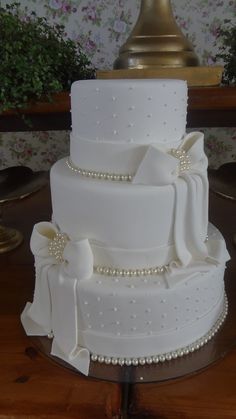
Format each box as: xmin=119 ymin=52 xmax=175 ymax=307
xmin=170 ymin=148 xmax=191 ymax=173
xmin=48 ymin=232 xmax=68 ymax=262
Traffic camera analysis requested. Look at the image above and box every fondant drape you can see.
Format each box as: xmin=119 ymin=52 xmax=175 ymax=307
xmin=133 ymin=132 xmax=209 ymax=266
xmin=21 ymin=221 xmax=93 ymax=375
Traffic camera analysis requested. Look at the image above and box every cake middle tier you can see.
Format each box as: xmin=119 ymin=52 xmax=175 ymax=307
xmin=51 ymin=158 xmax=179 ymax=268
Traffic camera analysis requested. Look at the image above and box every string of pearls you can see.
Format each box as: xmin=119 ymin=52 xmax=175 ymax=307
xmin=67 ymin=147 xmax=191 ymax=184
xmin=94 ymin=263 xmax=172 ymax=277
xmin=66 ymin=158 xmax=133 ymax=182
xmin=90 ymin=296 xmax=228 ymax=366
xmin=47 ymin=232 xmax=174 ymax=276
xmin=170 ymin=149 xmax=191 ymax=173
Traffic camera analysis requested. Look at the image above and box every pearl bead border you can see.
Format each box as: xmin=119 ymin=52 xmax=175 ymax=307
xmin=66 ymin=158 xmax=133 ymax=182
xmin=90 ymin=295 xmax=228 ymax=367
xmin=67 ymin=148 xmax=191 ymax=184
xmin=94 ymin=263 xmax=174 ymax=277
xmin=46 ymin=231 xmax=175 ymax=277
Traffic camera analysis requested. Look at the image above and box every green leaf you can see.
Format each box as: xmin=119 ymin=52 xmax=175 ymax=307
xmin=0 ymin=2 xmax=96 ymax=116
xmin=216 ymin=23 xmax=236 ymax=85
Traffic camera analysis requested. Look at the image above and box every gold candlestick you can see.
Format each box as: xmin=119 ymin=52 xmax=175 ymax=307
xmin=0 ymin=211 xmax=23 ymax=253
xmin=113 ymin=0 xmax=199 ymax=69
xmin=0 ymin=166 xmax=48 ymax=253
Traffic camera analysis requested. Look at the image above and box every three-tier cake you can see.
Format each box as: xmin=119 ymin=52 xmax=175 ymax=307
xmin=21 ymin=79 xmax=229 ymax=375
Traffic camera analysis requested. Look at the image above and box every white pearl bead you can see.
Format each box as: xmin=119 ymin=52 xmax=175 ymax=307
xmin=82 ymin=297 xmax=228 ymax=369
xmin=171 ymin=352 xmax=178 ymax=359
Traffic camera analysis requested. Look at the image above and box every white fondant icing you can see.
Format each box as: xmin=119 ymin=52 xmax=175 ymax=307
xmin=90 ymin=297 xmax=228 ymax=366
xmin=21 ymin=79 xmax=230 ymax=376
xmin=71 ymin=79 xmax=187 ymax=146
xmin=50 ymin=158 xmax=176 ymax=251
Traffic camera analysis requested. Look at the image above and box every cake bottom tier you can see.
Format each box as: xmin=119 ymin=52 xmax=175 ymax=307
xmin=75 ymin=263 xmax=226 ymax=360
xmin=21 ymin=225 xmax=229 ymax=375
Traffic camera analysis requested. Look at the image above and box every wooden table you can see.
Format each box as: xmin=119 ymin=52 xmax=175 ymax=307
xmin=0 ymin=183 xmax=235 ymax=418
xmin=1 ymin=86 xmax=236 ymax=132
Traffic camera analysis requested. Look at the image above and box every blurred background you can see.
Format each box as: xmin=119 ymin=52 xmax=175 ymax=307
xmin=0 ymin=0 xmax=235 ymax=171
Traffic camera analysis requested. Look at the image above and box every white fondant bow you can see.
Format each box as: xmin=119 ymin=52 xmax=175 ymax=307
xmin=133 ymin=132 xmax=209 ymax=266
xmin=30 ymin=221 xmax=93 ymax=279
xmin=133 ymin=131 xmax=208 ymax=186
xmin=21 ymin=222 xmax=93 ymax=376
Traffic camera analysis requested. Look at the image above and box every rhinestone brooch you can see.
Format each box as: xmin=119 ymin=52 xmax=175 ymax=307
xmin=48 ymin=232 xmax=68 ymax=262
xmin=170 ymin=149 xmax=191 ymax=173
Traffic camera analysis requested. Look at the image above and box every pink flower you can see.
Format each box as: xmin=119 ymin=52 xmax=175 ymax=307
xmin=113 ymin=20 xmax=127 ymax=33
xmin=49 ymin=0 xmax=62 ymax=10
xmin=62 ymin=2 xmax=71 ymax=12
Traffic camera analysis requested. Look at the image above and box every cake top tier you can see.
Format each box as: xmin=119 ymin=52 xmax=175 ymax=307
xmin=71 ymin=79 xmax=187 ymax=146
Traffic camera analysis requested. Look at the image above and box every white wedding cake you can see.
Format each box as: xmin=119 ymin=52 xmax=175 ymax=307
xmin=21 ymin=79 xmax=230 ymax=376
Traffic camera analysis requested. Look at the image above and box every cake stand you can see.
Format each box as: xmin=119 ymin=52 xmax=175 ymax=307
xmin=0 ymin=166 xmax=48 ymax=253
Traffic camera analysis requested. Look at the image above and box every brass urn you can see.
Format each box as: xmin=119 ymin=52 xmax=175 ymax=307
xmin=113 ymin=0 xmax=199 ymax=69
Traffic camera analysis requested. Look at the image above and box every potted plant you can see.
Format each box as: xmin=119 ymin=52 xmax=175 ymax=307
xmin=0 ymin=2 xmax=95 ymax=114
xmin=216 ymin=21 xmax=236 ymax=85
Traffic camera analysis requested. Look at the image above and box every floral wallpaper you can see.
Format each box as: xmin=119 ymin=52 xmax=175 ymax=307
xmin=0 ymin=131 xmax=70 ymax=170
xmin=1 ymin=0 xmax=236 ymax=170
xmin=1 ymin=128 xmax=235 ymax=171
